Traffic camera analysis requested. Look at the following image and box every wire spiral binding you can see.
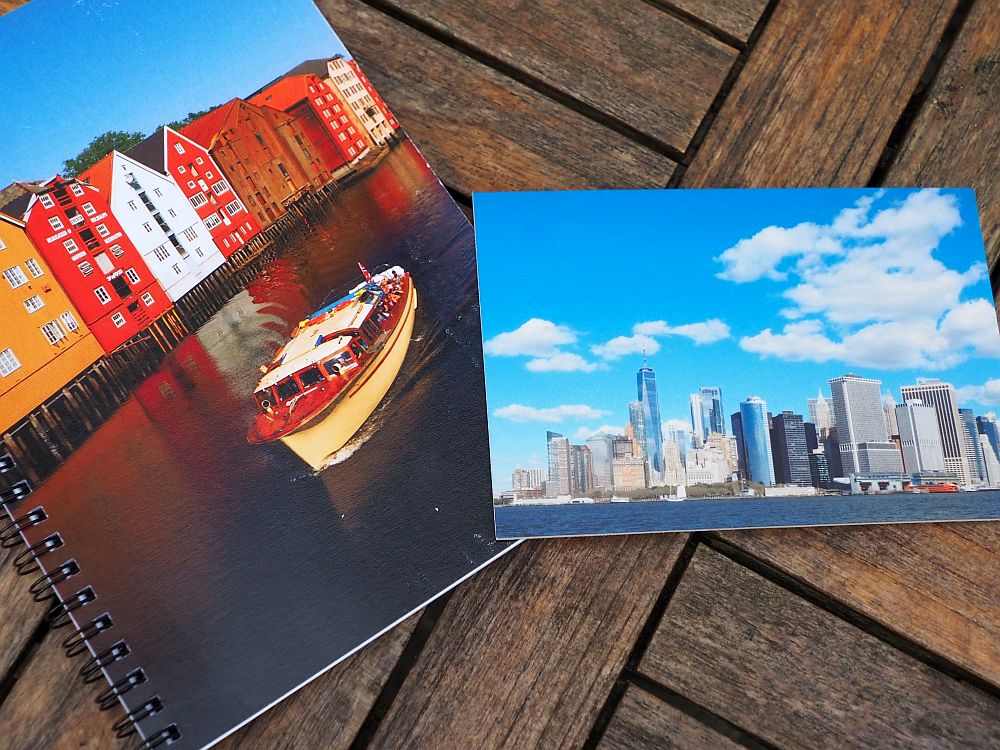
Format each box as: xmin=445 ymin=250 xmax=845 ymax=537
xmin=1 ymin=452 xmax=181 ymax=747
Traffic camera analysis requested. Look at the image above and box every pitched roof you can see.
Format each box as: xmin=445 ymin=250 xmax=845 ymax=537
xmin=180 ymin=99 xmax=242 ymax=150
xmin=248 ymin=74 xmax=312 ymax=111
xmin=77 ymin=152 xmax=116 ymax=193
xmin=126 ymin=129 xmax=168 ymax=174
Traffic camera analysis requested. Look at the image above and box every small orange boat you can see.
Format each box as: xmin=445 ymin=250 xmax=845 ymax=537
xmin=248 ymin=264 xmax=417 ymax=469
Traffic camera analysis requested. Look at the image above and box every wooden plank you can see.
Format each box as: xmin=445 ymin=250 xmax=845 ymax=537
xmin=669 ymin=0 xmax=771 ymax=43
xmin=682 ymin=0 xmax=960 ymax=187
xmin=598 ymin=685 xmax=744 ymax=750
xmin=641 ymin=546 xmax=1000 ymax=749
xmin=369 ymin=0 xmax=737 ymax=152
xmin=0 ymin=544 xmax=46 ymax=683
xmin=722 ymin=523 xmax=1000 ymax=688
xmin=320 ymin=0 xmax=676 ymax=194
xmin=881 ymin=0 xmax=1000 ymax=275
xmin=366 ymin=535 xmax=689 ymax=748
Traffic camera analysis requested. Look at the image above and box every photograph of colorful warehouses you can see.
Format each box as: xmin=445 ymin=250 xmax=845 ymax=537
xmin=0 ymin=48 xmax=402 ymax=487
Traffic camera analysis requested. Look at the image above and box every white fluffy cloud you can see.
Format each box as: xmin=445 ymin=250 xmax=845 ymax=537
xmin=662 ymin=418 xmax=693 ymax=432
xmin=573 ymin=424 xmax=625 ymax=440
xmin=724 ymin=189 xmax=999 ymax=370
xmin=591 ymin=334 xmax=660 ymax=360
xmin=484 ymin=318 xmax=577 ymax=357
xmin=525 ymin=353 xmax=601 ymax=372
xmin=955 ymin=379 xmax=1000 ymax=407
xmin=494 ymin=404 xmax=609 ymax=423
xmin=634 ymin=318 xmax=731 ymax=344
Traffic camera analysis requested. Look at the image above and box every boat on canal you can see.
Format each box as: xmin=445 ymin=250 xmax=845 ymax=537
xmin=247 ymin=264 xmax=417 ymax=469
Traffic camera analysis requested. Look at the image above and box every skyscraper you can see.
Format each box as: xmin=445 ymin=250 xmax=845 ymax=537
xmin=636 ymin=364 xmax=664 ymax=475
xmin=731 ymin=411 xmax=747 ymax=479
xmin=689 ymin=393 xmax=704 ymax=448
xmin=959 ymin=408 xmax=986 ymax=483
xmin=895 ymin=400 xmax=946 ymax=473
xmin=883 ymin=392 xmax=899 ymax=437
xmin=585 ymin=434 xmax=615 ymax=490
xmin=700 ymin=387 xmax=726 ymax=437
xmin=808 ymin=390 xmax=835 ymax=436
xmin=829 ymin=374 xmax=901 ymax=475
xmin=977 ymin=414 xmax=1000 ymax=462
xmin=546 ymin=431 xmax=571 ymax=496
xmin=900 ymin=379 xmax=972 ymax=485
xmin=739 ymin=396 xmax=775 ymax=486
xmin=770 ymin=411 xmax=812 ymax=486
xmin=569 ymin=444 xmax=595 ymax=495
xmin=628 ymin=401 xmax=646 ymax=460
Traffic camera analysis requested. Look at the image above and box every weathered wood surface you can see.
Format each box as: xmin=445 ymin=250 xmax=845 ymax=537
xmin=367 ymin=535 xmax=688 ymax=748
xmin=0 ymin=544 xmax=45 ymax=680
xmin=370 ymin=0 xmax=737 ymax=152
xmin=640 ymin=546 xmax=1000 ymax=749
xmin=3 ymin=0 xmax=1000 ymax=748
xmin=320 ymin=0 xmax=677 ymax=196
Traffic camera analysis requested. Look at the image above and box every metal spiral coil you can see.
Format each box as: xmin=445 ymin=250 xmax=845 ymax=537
xmin=1 ymin=452 xmax=182 ymax=747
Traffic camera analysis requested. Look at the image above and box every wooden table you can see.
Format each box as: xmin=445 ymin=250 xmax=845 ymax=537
xmin=2 ymin=0 xmax=999 ymax=747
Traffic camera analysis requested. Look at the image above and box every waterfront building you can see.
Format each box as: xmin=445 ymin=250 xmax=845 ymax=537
xmin=569 ymin=444 xmax=594 ymax=495
xmin=126 ymin=127 xmax=261 ymax=257
xmin=686 ymin=433 xmax=737 ymax=485
xmin=178 ymin=100 xmax=326 ymax=230
xmin=804 ymin=421 xmax=819 ymax=451
xmin=829 ymin=374 xmax=901 ymax=475
xmin=662 ymin=439 xmax=685 ymax=485
xmin=511 ymin=467 xmax=545 ymax=494
xmin=769 ymin=411 xmax=812 ymax=486
xmin=895 ymin=400 xmax=946 ymax=473
xmin=689 ymin=393 xmax=704 ymax=448
xmin=959 ymin=408 xmax=986 ymax=483
xmin=585 ymin=433 xmax=614 ymax=489
xmin=883 ymin=392 xmax=900 ymax=437
xmin=808 ymin=449 xmax=832 ymax=488
xmin=326 ymin=55 xmax=396 ymax=147
xmin=739 ymin=396 xmax=775 ymax=486
xmin=822 ymin=427 xmax=845 ymax=478
xmin=627 ymin=401 xmax=646 ymax=461
xmin=900 ymin=379 xmax=973 ymax=486
xmin=663 ymin=424 xmax=690 ymax=463
xmin=696 ymin=386 xmax=725 ymax=441
xmin=546 ymin=431 xmax=571 ymax=496
xmin=730 ymin=411 xmax=747 ymax=479
xmin=636 ymin=364 xmax=664 ymax=475
xmin=80 ymin=151 xmax=226 ymax=302
xmin=611 ymin=456 xmax=646 ymax=491
xmin=981 ymin=439 xmax=1000 ymax=488
xmin=808 ymin=389 xmax=835 ymax=437
xmin=977 ymin=413 xmax=1000 ymax=461
xmin=612 ymin=435 xmax=634 ymax=460
xmin=249 ymin=72 xmax=369 ymax=176
xmin=0 ymin=212 xmax=104 ymax=431
xmin=2 ymin=177 xmax=172 ymax=354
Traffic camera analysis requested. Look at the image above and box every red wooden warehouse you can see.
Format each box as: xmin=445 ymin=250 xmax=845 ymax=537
xmin=1 ymin=176 xmax=172 ymax=354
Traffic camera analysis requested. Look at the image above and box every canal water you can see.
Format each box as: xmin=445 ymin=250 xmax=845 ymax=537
xmin=495 ymin=491 xmax=1000 ymax=539
xmin=19 ymin=142 xmax=513 ymax=749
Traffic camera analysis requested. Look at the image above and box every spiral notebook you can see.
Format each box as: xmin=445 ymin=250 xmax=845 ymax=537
xmin=0 ymin=1 xmax=513 ymax=747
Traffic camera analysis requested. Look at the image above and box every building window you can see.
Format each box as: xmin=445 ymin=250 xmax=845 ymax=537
xmin=0 ymin=348 xmax=21 ymax=377
xmin=154 ymin=188 xmax=163 ymax=197
xmin=48 ymin=216 xmax=65 ymax=231
xmin=325 ymin=93 xmax=334 ymax=102
xmin=172 ymin=263 xmax=181 ymax=275
xmin=211 ymin=180 xmax=229 ymax=196
xmin=128 ymin=200 xmax=137 ymax=211
xmin=334 ymin=104 xmax=341 ymax=113
xmin=348 ymin=126 xmax=355 ymax=135
xmin=94 ymin=286 xmax=111 ymax=304
xmin=190 ymin=192 xmax=208 ymax=208
xmin=177 ymin=165 xmax=187 ymax=174
xmin=142 ymin=222 xmax=152 ymax=232
xmin=168 ymin=208 xmax=177 ymax=218
xmin=63 ymin=239 xmax=78 ymax=254
xmin=348 ymin=147 xmax=356 ymax=157
xmin=39 ymin=194 xmax=55 ymax=209
xmin=204 ymin=213 xmax=222 ymax=230
xmin=223 ymin=237 xmax=230 ymax=249
xmin=111 ymin=312 xmax=126 ymax=327
xmin=126 ymin=268 xmax=140 ymax=284
xmin=96 ymin=223 xmax=111 ymax=237
xmin=187 ymin=180 xmax=196 ymax=189
xmin=182 ymin=227 xmax=198 ymax=242
xmin=25 ymin=258 xmax=43 ymax=277
xmin=174 ymin=143 xmax=185 ymax=154
xmin=322 ymin=108 xmax=331 ymax=118
xmin=59 ymin=311 xmax=79 ymax=332
xmin=195 ymin=247 xmax=203 ymax=258
xmin=70 ymin=184 xmax=84 ymax=196
xmin=40 ymin=320 xmax=66 ymax=344
xmin=141 ymin=292 xmax=154 ymax=306
xmin=109 ymin=244 xmax=124 ymax=258
xmin=205 ymin=171 xmax=214 ymax=179
xmin=3 ymin=265 xmax=28 ymax=289
xmin=82 ymin=202 xmax=96 ymax=216
xmin=314 ymin=97 xmax=324 ymax=106
xmin=154 ymin=244 xmax=171 ymax=261
xmin=79 ymin=261 xmax=94 ymax=276
xmin=196 ymin=157 xmax=204 ymax=165
xmin=23 ymin=295 xmax=45 ymax=313
xmin=225 ymin=199 xmax=244 ymax=216
xmin=0 ymin=236 xmax=5 ymax=251
xmin=340 ymin=115 xmax=348 ymax=124
xmin=338 ymin=132 xmax=347 ymax=142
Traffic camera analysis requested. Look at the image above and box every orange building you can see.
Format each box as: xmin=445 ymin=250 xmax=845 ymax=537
xmin=181 ymin=99 xmax=328 ymax=230
xmin=0 ymin=212 xmax=103 ymax=432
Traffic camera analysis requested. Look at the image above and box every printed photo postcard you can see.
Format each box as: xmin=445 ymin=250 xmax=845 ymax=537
xmin=0 ymin=0 xmax=514 ymax=747
xmin=473 ymin=188 xmax=1000 ymax=540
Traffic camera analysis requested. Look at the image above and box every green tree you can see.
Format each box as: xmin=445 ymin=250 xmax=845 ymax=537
xmin=62 ymin=131 xmax=146 ymax=177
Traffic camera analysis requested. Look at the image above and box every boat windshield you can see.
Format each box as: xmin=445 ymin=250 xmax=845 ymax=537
xmin=323 ymin=350 xmax=352 ymax=376
xmin=275 ymin=378 xmax=301 ymax=401
xmin=299 ymin=366 xmax=324 ymax=387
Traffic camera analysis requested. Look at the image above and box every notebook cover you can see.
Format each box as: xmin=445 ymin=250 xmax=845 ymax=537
xmin=473 ymin=188 xmax=1000 ymax=540
xmin=0 ymin=1 xmax=514 ymax=747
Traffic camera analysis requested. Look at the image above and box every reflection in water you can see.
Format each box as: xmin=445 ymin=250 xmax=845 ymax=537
xmin=20 ymin=144 xmax=511 ymax=750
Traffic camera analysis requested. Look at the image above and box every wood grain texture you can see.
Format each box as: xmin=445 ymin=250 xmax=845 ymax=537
xmin=722 ymin=523 xmax=1000 ymax=688
xmin=371 ymin=0 xmax=737 ymax=151
xmin=367 ymin=535 xmax=688 ymax=748
xmin=641 ymin=546 xmax=1000 ymax=749
xmin=882 ymin=0 xmax=1000 ymax=274
xmin=683 ymin=0 xmax=959 ymax=187
xmin=669 ymin=0 xmax=771 ymax=42
xmin=0 ymin=544 xmax=46 ymax=682
xmin=598 ymin=686 xmax=744 ymax=750
xmin=320 ymin=0 xmax=676 ymax=194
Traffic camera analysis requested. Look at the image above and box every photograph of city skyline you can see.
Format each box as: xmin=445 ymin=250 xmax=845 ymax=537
xmin=474 ymin=187 xmax=1000 ymax=539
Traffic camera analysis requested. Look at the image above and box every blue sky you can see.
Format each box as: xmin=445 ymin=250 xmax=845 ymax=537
xmin=0 ymin=0 xmax=351 ymax=185
xmin=474 ymin=188 xmax=1000 ymax=491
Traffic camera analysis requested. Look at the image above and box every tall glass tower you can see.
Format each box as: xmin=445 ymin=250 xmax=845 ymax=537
xmin=636 ymin=364 xmax=664 ymax=474
xmin=700 ymin=387 xmax=725 ymax=438
xmin=739 ymin=396 xmax=775 ymax=486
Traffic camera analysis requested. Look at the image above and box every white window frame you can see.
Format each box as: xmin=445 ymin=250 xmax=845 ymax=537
xmin=59 ymin=311 xmax=79 ymax=332
xmin=111 ymin=312 xmax=126 ymax=328
xmin=3 ymin=265 xmax=28 ymax=289
xmin=40 ymin=320 xmax=66 ymax=344
xmin=125 ymin=268 xmax=140 ymax=284
xmin=23 ymin=294 xmax=45 ymax=313
xmin=24 ymin=258 xmax=44 ymax=277
xmin=94 ymin=286 xmax=111 ymax=304
xmin=48 ymin=216 xmax=65 ymax=231
xmin=141 ymin=292 xmax=154 ymax=306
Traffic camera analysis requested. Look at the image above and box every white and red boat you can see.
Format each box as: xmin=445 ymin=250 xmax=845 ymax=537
xmin=248 ymin=264 xmax=417 ymax=469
